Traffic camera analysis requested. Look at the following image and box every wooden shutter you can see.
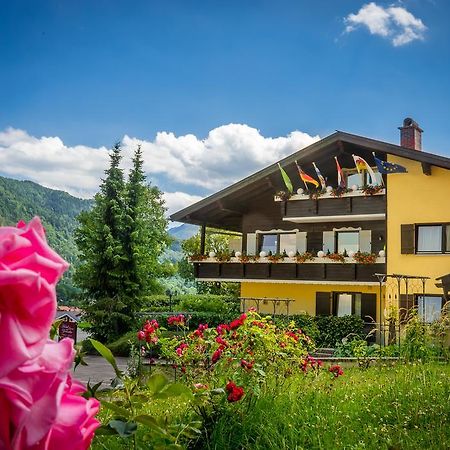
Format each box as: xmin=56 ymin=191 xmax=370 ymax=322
xmin=316 ymin=292 xmax=332 ymax=316
xmin=359 ymin=230 xmax=372 ymax=253
xmin=361 ymin=293 xmax=377 ymax=322
xmin=399 ymin=294 xmax=414 ymax=323
xmin=401 ymin=224 xmax=415 ymax=254
xmin=296 ymin=231 xmax=307 ymax=253
xmin=246 ymin=233 xmax=257 ymax=255
xmin=322 ymin=231 xmax=334 ymax=253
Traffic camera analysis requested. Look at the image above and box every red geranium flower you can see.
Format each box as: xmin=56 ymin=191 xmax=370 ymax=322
xmin=329 ymin=364 xmax=344 ymax=377
xmin=225 ymin=381 xmax=245 ymax=402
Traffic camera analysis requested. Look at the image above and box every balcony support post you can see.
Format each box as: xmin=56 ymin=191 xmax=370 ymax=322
xmin=200 ymin=223 xmax=206 ymax=255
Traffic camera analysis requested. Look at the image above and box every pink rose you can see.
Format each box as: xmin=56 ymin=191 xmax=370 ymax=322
xmin=44 ymin=377 xmax=100 ymax=450
xmin=0 ymin=339 xmax=100 ymax=450
xmin=0 ymin=339 xmax=74 ymax=448
xmin=0 ymin=218 xmax=69 ymax=378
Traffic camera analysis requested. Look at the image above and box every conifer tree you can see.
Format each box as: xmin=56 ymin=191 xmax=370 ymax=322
xmin=75 ymin=143 xmax=170 ymax=342
xmin=75 ymin=143 xmax=130 ymax=341
xmin=123 ymin=145 xmax=170 ymax=302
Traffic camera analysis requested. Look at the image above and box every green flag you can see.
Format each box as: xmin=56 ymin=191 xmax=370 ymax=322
xmin=278 ymin=163 xmax=293 ymax=193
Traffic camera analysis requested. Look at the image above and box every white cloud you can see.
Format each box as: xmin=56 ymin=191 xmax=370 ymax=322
xmin=0 ymin=124 xmax=319 ymax=216
xmin=344 ymin=2 xmax=426 ymax=46
xmin=162 ymin=191 xmax=203 ymax=218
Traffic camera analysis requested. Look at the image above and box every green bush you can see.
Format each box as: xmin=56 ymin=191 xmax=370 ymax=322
xmin=176 ymin=294 xmax=239 ymax=314
xmin=314 ymin=315 xmax=365 ymax=347
xmin=106 ymin=331 xmax=138 ymax=356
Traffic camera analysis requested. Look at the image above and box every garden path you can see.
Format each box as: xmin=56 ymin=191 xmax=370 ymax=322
xmin=72 ymin=355 xmax=129 ymax=386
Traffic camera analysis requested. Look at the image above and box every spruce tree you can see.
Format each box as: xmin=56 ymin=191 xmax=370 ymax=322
xmin=75 ymin=143 xmax=130 ymax=341
xmin=123 ymin=145 xmax=170 ymax=302
xmin=75 ymin=143 xmax=170 ymax=342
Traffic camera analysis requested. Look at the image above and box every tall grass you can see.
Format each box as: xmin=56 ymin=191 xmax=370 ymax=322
xmin=207 ymin=363 xmax=450 ymax=449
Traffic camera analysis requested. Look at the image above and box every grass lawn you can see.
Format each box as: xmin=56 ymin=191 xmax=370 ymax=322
xmin=92 ymin=362 xmax=450 ymax=449
xmin=210 ymin=363 xmax=450 ymax=450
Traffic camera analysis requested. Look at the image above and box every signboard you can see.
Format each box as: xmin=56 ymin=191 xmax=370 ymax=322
xmin=59 ymin=320 xmax=77 ymax=343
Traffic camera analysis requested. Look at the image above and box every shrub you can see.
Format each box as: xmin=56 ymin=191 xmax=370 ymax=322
xmin=107 ymin=330 xmax=139 ymax=356
xmin=314 ymin=315 xmax=365 ymax=347
xmin=176 ymin=294 xmax=240 ymax=314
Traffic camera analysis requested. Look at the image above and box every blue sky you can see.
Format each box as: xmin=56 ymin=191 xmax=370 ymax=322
xmin=0 ymin=0 xmax=449 ymax=214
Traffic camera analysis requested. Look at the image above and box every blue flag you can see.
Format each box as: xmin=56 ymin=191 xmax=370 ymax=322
xmin=372 ymin=153 xmax=407 ymax=174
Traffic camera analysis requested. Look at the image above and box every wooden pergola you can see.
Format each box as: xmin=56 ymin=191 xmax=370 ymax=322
xmin=240 ymin=296 xmax=295 ymax=317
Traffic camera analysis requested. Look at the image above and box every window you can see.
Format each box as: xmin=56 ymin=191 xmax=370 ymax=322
xmin=336 ymin=231 xmax=359 ymax=254
xmin=417 ymin=295 xmax=443 ymax=323
xmin=336 ymin=293 xmax=352 ymax=317
xmin=259 ymin=232 xmax=296 ymax=254
xmin=260 ymin=234 xmax=277 ymax=254
xmin=416 ymin=224 xmax=450 ymax=253
xmin=280 ymin=234 xmax=296 ymax=254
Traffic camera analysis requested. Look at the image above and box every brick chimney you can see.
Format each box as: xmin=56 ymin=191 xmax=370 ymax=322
xmin=399 ymin=117 xmax=423 ymax=150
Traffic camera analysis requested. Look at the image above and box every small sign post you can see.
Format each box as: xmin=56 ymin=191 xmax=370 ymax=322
xmin=59 ymin=320 xmax=77 ymax=343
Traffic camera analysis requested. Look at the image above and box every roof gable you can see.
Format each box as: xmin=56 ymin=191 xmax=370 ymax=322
xmin=171 ymin=131 xmax=450 ymax=229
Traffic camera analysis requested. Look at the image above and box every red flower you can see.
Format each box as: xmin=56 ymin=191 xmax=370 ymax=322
xmin=240 ymin=359 xmax=254 ymax=370
xmin=216 ymin=324 xmax=230 ymax=335
xmin=137 ymin=330 xmax=145 ymax=341
xmin=329 ymin=364 xmax=344 ymax=378
xmin=215 ymin=336 xmax=228 ymax=347
xmin=168 ymin=314 xmax=185 ymax=326
xmin=211 ymin=347 xmax=223 ymax=364
xmin=229 ymin=319 xmax=242 ymax=330
xmin=225 ymin=381 xmax=244 ymax=402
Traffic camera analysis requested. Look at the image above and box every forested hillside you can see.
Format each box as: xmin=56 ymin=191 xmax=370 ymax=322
xmin=0 ymin=175 xmax=92 ymax=301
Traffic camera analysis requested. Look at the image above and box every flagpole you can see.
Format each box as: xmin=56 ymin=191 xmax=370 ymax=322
xmin=295 ymin=160 xmax=309 ymax=191
xmin=372 ymin=152 xmax=385 ymax=186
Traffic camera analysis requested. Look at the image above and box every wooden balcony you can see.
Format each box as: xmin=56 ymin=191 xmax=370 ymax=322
xmin=194 ymin=259 xmax=385 ymax=283
xmin=276 ymin=191 xmax=386 ymax=223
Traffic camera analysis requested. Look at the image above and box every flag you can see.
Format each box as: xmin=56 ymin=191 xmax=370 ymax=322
xmin=352 ymin=154 xmax=378 ymax=185
xmin=334 ymin=157 xmax=346 ymax=188
xmin=277 ymin=163 xmax=293 ymax=193
xmin=372 ymin=153 xmax=408 ymax=174
xmin=312 ymin=162 xmax=327 ymax=190
xmin=295 ymin=161 xmax=319 ymax=189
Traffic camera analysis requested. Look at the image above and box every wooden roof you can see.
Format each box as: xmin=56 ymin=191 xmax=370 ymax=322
xmin=170 ymin=131 xmax=450 ymax=231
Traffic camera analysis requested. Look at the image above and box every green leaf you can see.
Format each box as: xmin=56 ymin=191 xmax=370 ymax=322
xmin=147 ymin=373 xmax=168 ymax=394
xmin=102 ymin=401 xmax=131 ymax=419
xmin=134 ymin=414 xmax=165 ymax=433
xmin=161 ymin=383 xmax=193 ymax=398
xmin=89 ymin=339 xmax=122 ymax=378
xmin=108 ymin=420 xmax=138 ymax=437
xmin=210 ymin=388 xmax=225 ymax=395
xmin=95 ymin=425 xmax=119 ymax=436
xmin=50 ymin=319 xmax=64 ymax=340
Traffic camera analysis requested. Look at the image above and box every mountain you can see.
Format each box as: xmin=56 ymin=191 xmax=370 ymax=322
xmin=0 ymin=175 xmax=92 ymax=261
xmin=162 ymin=223 xmax=199 ymax=262
xmin=0 ymin=175 xmax=93 ymax=302
xmin=169 ymin=223 xmax=199 ymax=241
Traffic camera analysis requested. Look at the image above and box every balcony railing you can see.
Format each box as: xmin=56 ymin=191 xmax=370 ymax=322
xmin=193 ymin=257 xmax=385 ymax=283
xmin=275 ymin=190 xmax=386 ymax=222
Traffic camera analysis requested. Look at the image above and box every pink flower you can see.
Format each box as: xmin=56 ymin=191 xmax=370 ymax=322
xmin=44 ymin=377 xmax=100 ymax=450
xmin=0 ymin=218 xmax=69 ymax=378
xmin=137 ymin=331 xmax=145 ymax=341
xmin=0 ymin=338 xmax=99 ymax=449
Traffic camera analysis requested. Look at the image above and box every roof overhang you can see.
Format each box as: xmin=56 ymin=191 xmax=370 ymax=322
xmin=171 ymin=131 xmax=450 ymax=230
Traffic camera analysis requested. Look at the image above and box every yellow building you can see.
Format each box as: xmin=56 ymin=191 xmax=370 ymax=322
xmin=172 ymin=118 xmax=450 ymax=330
